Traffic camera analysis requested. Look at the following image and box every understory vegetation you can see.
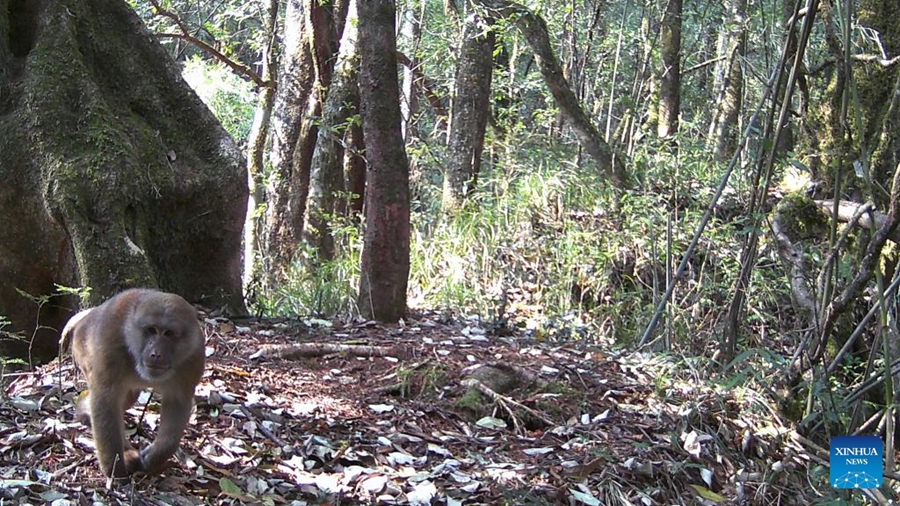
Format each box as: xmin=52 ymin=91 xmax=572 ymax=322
xmin=182 ymin=58 xmax=799 ymax=353
xmin=247 ymin=109 xmax=787 ymax=353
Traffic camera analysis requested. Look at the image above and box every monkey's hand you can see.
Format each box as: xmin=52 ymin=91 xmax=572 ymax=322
xmin=134 ymin=446 xmax=176 ymax=475
xmin=124 ymin=448 xmax=145 ymax=475
xmin=123 ymin=447 xmax=173 ymax=475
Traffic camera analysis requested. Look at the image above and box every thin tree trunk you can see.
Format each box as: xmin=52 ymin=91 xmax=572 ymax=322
xmin=396 ymin=51 xmax=449 ymax=130
xmin=657 ymin=0 xmax=682 ymax=138
xmin=303 ymin=0 xmax=360 ymax=260
xmin=399 ymin=0 xmax=424 ymax=140
xmin=442 ymin=13 xmax=494 ymax=211
xmin=244 ymin=0 xmax=279 ymax=288
xmin=357 ymin=0 xmax=411 ymax=322
xmin=630 ymin=10 xmax=656 ymax=150
xmin=711 ymin=42 xmax=743 ymax=160
xmin=471 ymin=0 xmax=629 ymax=189
xmin=708 ymin=0 xmax=745 ymax=161
xmin=343 ymin=84 xmax=367 ymax=217
xmin=605 ymin=2 xmax=629 ymax=142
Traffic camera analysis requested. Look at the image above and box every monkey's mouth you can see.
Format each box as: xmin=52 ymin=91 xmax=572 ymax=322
xmin=143 ymin=364 xmax=170 ymax=376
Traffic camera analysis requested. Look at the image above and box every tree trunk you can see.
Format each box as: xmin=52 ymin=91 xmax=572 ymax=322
xmin=442 ymin=13 xmax=494 ymax=211
xmin=303 ymin=0 xmax=360 ymax=261
xmin=657 ymin=0 xmax=682 ymax=138
xmin=399 ymin=0 xmax=423 ymax=140
xmin=344 ymin=88 xmax=367 ymax=217
xmin=0 ymin=0 xmax=247 ymax=361
xmin=471 ymin=0 xmax=628 ymax=189
xmin=263 ymin=0 xmax=316 ymax=285
xmin=708 ymin=0 xmax=745 ymax=161
xmin=244 ymin=0 xmax=279 ymax=288
xmin=287 ymin=0 xmax=346 ymax=266
xmin=357 ymin=0 xmax=411 ymax=322
xmin=857 ymin=0 xmax=900 ymax=196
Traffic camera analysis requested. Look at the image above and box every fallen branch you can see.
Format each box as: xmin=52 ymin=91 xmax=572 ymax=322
xmin=250 ymin=342 xmax=400 ymax=360
xmin=814 ymin=199 xmax=900 ymax=243
xmin=239 ymin=405 xmax=286 ymax=446
xmin=771 ymin=202 xmax=816 ymax=321
xmin=462 ymin=378 xmax=554 ymax=429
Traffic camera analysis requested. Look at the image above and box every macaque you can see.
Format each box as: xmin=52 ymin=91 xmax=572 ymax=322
xmin=60 ymin=288 xmax=205 ymax=478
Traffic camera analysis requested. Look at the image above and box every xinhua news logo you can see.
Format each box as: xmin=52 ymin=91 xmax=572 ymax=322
xmin=830 ymin=436 xmax=882 ymax=489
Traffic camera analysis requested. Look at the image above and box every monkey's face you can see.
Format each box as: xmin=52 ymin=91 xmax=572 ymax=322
xmin=128 ymin=307 xmax=201 ymax=383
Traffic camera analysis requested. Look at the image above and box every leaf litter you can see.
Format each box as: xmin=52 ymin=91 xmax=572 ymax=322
xmin=0 ymin=310 xmax=819 ymax=504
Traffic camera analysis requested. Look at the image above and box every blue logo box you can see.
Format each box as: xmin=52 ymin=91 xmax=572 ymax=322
xmin=830 ymin=436 xmax=882 ymax=489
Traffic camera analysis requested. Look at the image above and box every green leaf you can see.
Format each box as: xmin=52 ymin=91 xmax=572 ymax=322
xmin=219 ymin=477 xmax=243 ymax=496
xmin=689 ymin=484 xmax=725 ymax=502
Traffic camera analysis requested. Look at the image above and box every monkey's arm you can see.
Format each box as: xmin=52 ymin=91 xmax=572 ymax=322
xmin=138 ymin=390 xmax=194 ymax=474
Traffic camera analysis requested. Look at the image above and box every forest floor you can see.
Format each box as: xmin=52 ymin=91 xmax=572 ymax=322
xmin=0 ymin=310 xmax=831 ymax=505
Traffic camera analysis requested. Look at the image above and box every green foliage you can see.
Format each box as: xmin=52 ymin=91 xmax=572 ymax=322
xmin=54 ymin=284 xmax=92 ymax=306
xmin=405 ymin=136 xmax=741 ymax=344
xmin=136 ymin=0 xmax=269 ymax=58
xmin=181 ymin=57 xmax=255 ymax=143
xmin=257 ymin=216 xmax=362 ymax=318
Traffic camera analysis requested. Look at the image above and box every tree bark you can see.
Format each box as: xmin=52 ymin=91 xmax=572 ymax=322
xmin=399 ymin=0 xmax=423 ymax=140
xmin=470 ymin=0 xmax=628 ymax=189
xmin=244 ymin=0 xmax=279 ymax=288
xmin=708 ymin=0 xmax=745 ymax=161
xmin=442 ymin=13 xmax=494 ymax=211
xmin=344 ymin=89 xmax=367 ymax=217
xmin=357 ymin=0 xmax=411 ymax=322
xmin=0 ymin=0 xmax=247 ymax=361
xmin=657 ymin=0 xmax=682 ymax=138
xmin=275 ymin=0 xmax=345 ymax=269
xmin=303 ymin=0 xmax=360 ymax=261
xmin=263 ymin=0 xmax=317 ymax=285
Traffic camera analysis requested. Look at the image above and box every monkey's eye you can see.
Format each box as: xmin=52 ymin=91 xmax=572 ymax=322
xmin=146 ymin=326 xmax=159 ymax=336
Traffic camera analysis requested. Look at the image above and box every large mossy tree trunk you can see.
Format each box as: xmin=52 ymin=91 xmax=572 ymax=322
xmin=0 ymin=0 xmax=247 ymax=362
xmin=357 ymin=0 xmax=411 ymax=322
